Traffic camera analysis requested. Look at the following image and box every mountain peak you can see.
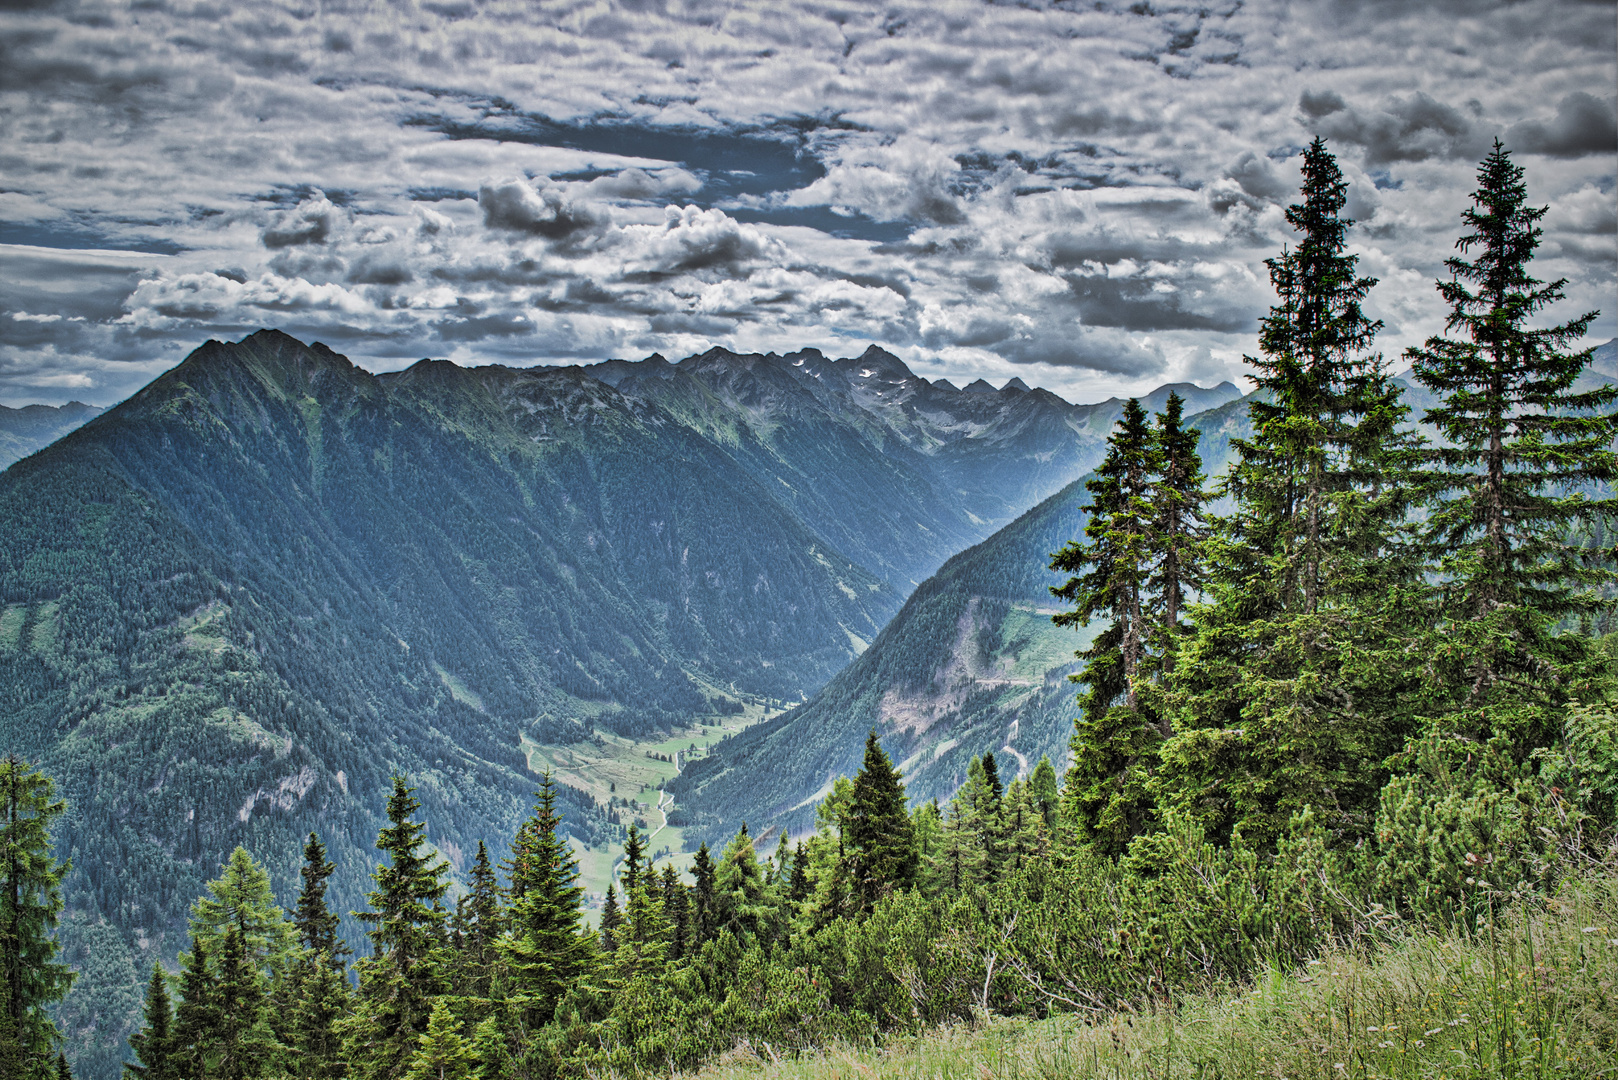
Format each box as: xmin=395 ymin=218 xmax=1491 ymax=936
xmin=962 ymin=378 xmax=997 ymax=394
xmin=843 ymin=345 xmax=916 ymax=382
xmin=1002 ymin=377 xmax=1029 ymax=392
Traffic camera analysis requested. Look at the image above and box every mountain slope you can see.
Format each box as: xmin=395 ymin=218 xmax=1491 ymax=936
xmin=671 ymin=395 xmax=1252 ymax=842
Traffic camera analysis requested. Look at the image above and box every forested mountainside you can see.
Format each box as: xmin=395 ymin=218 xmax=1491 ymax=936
xmin=0 ymin=328 xmax=1237 ymax=1075
xmin=0 ymin=400 xmax=103 ymax=469
xmin=673 ymin=393 xmax=1254 ymax=844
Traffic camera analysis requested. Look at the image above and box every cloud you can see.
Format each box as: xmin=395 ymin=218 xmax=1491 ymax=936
xmin=620 ymin=206 xmax=785 ymax=276
xmin=479 ymin=178 xmax=610 ymax=246
xmin=261 ymin=196 xmax=345 ymax=248
xmin=1507 ymin=92 xmax=1618 ymax=158
xmin=1301 ymin=90 xmax=1485 ymax=165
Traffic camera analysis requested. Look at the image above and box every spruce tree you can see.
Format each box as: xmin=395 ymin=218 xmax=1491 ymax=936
xmin=838 ymin=732 xmax=918 ymax=913
xmin=187 ymin=847 xmax=299 ymax=992
xmin=1051 ymin=398 xmax=1158 ymax=712
xmin=347 ymin=776 xmax=451 ymax=1080
xmin=619 ymin=825 xmax=646 ymax=896
xmin=1147 ymin=392 xmax=1209 ymax=680
xmin=213 ymin=919 xmax=274 ymax=1080
xmin=500 ymin=774 xmax=593 ymax=1028
xmin=658 ymin=864 xmax=689 ymax=962
xmin=1159 ymin=138 xmax=1422 ymax=846
xmin=401 ymin=1000 xmax=473 ymax=1080
xmin=1027 ymin=757 xmax=1060 ymax=830
xmin=288 ymin=834 xmax=349 ymax=1079
xmin=712 ymin=825 xmax=770 ymax=942
xmin=1407 ymin=139 xmax=1616 ymax=725
xmin=451 ymin=841 xmax=503 ymax=1003
xmin=170 ymin=938 xmax=220 ymax=1080
xmin=598 ymin=887 xmax=622 ymax=955
xmin=124 ymin=964 xmax=174 ymax=1080
xmin=689 ymin=845 xmax=716 ymax=947
xmin=0 ymin=755 xmax=73 ymax=1078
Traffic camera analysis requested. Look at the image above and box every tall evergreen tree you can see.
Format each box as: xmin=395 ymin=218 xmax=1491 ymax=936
xmin=1159 ymin=139 xmax=1422 ymax=846
xmin=124 ymin=964 xmax=174 ymax=1080
xmin=187 ymin=847 xmax=299 ymax=992
xmin=401 ymin=1001 xmax=473 ymax=1080
xmin=170 ymin=938 xmax=220 ymax=1080
xmin=288 ymin=834 xmax=349 ymax=1079
xmin=1407 ymin=139 xmax=1617 ymax=724
xmin=658 ymin=864 xmax=690 ymax=962
xmin=838 ymin=732 xmax=918 ymax=913
xmin=598 ymin=887 xmax=622 ymax=955
xmin=712 ymin=825 xmax=770 ymax=942
xmin=500 ymin=774 xmax=593 ymax=1028
xmin=619 ymin=825 xmax=646 ymax=896
xmin=346 ymin=777 xmax=451 ymax=1080
xmin=0 ymin=755 xmax=72 ymax=1079
xmin=1052 ymin=398 xmax=1158 ymax=712
xmin=1147 ymin=392 xmax=1209 ymax=682
xmin=451 ymin=841 xmax=503 ymax=1004
xmin=213 ymin=919 xmax=274 ymax=1080
xmin=689 ymin=845 xmax=716 ymax=948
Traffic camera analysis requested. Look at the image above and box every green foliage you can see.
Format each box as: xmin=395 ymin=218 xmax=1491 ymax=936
xmin=838 ymin=732 xmax=917 ymax=913
xmin=0 ymin=754 xmax=72 ymax=1078
xmin=499 ymin=774 xmax=593 ymax=1028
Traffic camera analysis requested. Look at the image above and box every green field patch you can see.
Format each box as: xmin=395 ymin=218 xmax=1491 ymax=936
xmin=432 ymin=663 xmax=485 ymax=712
xmin=0 ymin=604 xmax=24 ymax=650
xmin=999 ymin=604 xmax=1091 ymax=680
xmin=28 ymin=601 xmax=59 ymax=655
xmin=179 ymin=601 xmax=229 ymax=654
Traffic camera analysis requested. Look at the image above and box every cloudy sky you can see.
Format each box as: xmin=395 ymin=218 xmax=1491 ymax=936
xmin=1 ymin=0 xmax=1613 ymax=407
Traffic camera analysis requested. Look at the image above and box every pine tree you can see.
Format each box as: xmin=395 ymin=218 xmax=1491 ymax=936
xmin=401 ymin=1000 xmax=473 ymax=1080
xmin=450 ymin=842 xmax=503 ymax=1003
xmin=786 ymin=842 xmax=812 ymax=910
xmin=55 ymin=1051 xmax=69 ymax=1080
xmin=171 ymin=938 xmax=221 ymax=1080
xmin=0 ymin=755 xmax=73 ymax=1078
xmin=598 ymin=887 xmax=622 ymax=955
xmin=1147 ymin=392 xmax=1209 ymax=681
xmin=838 ymin=732 xmax=918 ymax=913
xmin=689 ymin=844 xmax=716 ymax=947
xmin=940 ymin=759 xmax=992 ymax=891
xmin=124 ymin=964 xmax=174 ymax=1080
xmin=288 ymin=834 xmax=349 ymax=1078
xmin=1052 ymin=398 xmax=1158 ymax=712
xmin=1407 ymin=139 xmax=1617 ymax=726
xmin=1159 ymin=138 xmax=1423 ymax=846
xmin=346 ymin=776 xmax=451 ymax=1080
xmin=500 ymin=773 xmax=593 ymax=1028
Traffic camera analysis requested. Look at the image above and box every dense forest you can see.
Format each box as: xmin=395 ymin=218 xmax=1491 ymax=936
xmin=2 ymin=138 xmax=1615 ymax=1079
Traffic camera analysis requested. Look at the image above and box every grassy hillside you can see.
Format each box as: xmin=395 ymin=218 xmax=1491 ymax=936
xmin=680 ymin=870 xmax=1617 ymax=1080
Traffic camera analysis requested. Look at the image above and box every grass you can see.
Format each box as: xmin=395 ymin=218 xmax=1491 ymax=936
xmin=680 ymin=873 xmax=1617 ymax=1080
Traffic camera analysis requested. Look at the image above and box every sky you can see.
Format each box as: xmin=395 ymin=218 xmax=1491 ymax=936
xmin=0 ymin=0 xmax=1613 ymax=408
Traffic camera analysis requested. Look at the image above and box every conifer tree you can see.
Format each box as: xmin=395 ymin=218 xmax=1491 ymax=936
xmin=187 ymin=847 xmax=299 ymax=992
xmin=1407 ymin=139 xmax=1616 ymax=725
xmin=170 ymin=939 xmax=220 ymax=1080
xmin=1050 ymin=402 xmax=1169 ymax=853
xmin=940 ymin=760 xmax=992 ymax=890
xmin=658 ymin=864 xmax=690 ymax=962
xmin=500 ymin=774 xmax=593 ymax=1028
xmin=0 ymin=755 xmax=73 ymax=1078
xmin=55 ymin=1051 xmax=69 ymax=1080
xmin=1160 ymin=138 xmax=1422 ymax=845
xmin=401 ymin=1000 xmax=473 ymax=1080
xmin=451 ymin=842 xmax=503 ymax=1003
xmin=598 ymin=887 xmax=622 ymax=955
xmin=619 ymin=825 xmax=646 ymax=896
xmin=689 ymin=844 xmax=716 ymax=947
xmin=713 ymin=825 xmax=770 ymax=942
xmin=838 ymin=732 xmax=918 ymax=913
xmin=287 ymin=834 xmax=349 ymax=1078
xmin=213 ymin=919 xmax=274 ymax=1080
xmin=786 ymin=842 xmax=812 ymax=910
xmin=346 ymin=776 xmax=451 ymax=1080
xmin=1052 ymin=398 xmax=1158 ymax=712
xmin=1147 ymin=392 xmax=1209 ymax=680
xmin=1028 ymin=757 xmax=1060 ymax=830
xmin=124 ymin=964 xmax=174 ymax=1080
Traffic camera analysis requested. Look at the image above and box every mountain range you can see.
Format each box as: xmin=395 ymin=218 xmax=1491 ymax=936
xmin=0 ymin=329 xmax=1238 ymax=1075
xmin=0 ymin=400 xmax=103 ymax=470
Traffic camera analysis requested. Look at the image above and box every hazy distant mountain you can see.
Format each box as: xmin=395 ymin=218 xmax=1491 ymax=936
xmin=0 ymin=399 xmax=103 ymax=469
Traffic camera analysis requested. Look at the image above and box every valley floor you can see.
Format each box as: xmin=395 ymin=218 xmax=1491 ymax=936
xmin=672 ymin=872 xmax=1617 ymax=1080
